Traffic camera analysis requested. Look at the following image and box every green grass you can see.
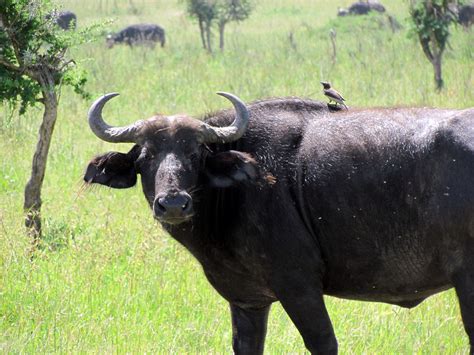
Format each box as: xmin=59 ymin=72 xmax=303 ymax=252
xmin=1 ymin=0 xmax=473 ymax=353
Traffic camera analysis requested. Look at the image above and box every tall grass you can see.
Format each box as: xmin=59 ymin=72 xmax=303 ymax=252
xmin=1 ymin=0 xmax=473 ymax=353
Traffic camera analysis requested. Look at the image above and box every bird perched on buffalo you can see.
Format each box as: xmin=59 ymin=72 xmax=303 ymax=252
xmin=321 ymin=81 xmax=348 ymax=109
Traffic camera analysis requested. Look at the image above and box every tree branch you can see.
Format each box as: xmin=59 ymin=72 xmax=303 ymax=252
xmin=0 ymin=57 xmax=23 ymax=73
xmin=58 ymin=59 xmax=76 ymax=72
xmin=419 ymin=35 xmax=434 ymax=63
xmin=0 ymin=12 xmax=24 ymax=68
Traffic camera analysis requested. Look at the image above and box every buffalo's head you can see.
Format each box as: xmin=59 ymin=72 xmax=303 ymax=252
xmin=105 ymin=34 xmax=115 ymax=48
xmin=84 ymin=92 xmax=258 ymax=225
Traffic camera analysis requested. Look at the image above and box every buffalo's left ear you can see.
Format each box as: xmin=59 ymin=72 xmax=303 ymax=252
xmin=84 ymin=151 xmax=137 ymax=189
xmin=205 ymin=150 xmax=258 ymax=188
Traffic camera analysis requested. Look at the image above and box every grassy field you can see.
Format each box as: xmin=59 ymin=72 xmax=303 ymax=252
xmin=1 ymin=0 xmax=473 ymax=353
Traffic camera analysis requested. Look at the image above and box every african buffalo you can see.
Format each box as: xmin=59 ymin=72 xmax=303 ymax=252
xmin=338 ymin=1 xmax=386 ymax=17
xmin=84 ymin=92 xmax=474 ymax=354
xmin=344 ymin=1 xmax=386 ymax=15
xmin=46 ymin=10 xmax=77 ymax=30
xmin=459 ymin=4 xmax=474 ymax=28
xmin=106 ymin=24 xmax=165 ymax=48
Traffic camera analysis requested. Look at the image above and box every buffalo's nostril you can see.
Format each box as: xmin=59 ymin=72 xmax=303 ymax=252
xmin=156 ymin=197 xmax=167 ymax=212
xmin=181 ymin=200 xmax=190 ymax=211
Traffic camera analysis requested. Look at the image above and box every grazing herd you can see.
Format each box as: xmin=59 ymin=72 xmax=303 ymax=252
xmin=337 ymin=0 xmax=474 ymax=30
xmin=52 ymin=2 xmax=473 ymax=49
xmin=47 ymin=10 xmax=166 ymax=48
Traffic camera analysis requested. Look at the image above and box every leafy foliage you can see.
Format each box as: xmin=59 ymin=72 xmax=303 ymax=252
xmin=1 ymin=0 xmax=106 ymax=241
xmin=215 ymin=0 xmax=253 ymax=24
xmin=186 ymin=0 xmax=216 ymax=23
xmin=409 ymin=0 xmax=459 ymax=46
xmin=0 ymin=0 xmax=104 ymax=113
xmin=184 ymin=0 xmax=253 ymax=52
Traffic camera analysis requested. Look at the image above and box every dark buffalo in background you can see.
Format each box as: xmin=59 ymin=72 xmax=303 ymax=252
xmin=106 ymin=24 xmax=166 ymax=48
xmin=365 ymin=0 xmax=386 ymax=13
xmin=46 ymin=10 xmax=77 ymax=30
xmin=338 ymin=1 xmax=386 ymax=16
xmin=84 ymin=92 xmax=474 ymax=354
xmin=459 ymin=4 xmax=474 ymax=28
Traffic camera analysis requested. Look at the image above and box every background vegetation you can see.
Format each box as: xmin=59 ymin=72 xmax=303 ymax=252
xmin=1 ymin=0 xmax=473 ymax=352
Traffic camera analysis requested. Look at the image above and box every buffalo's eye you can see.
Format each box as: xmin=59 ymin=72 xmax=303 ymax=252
xmin=189 ymin=151 xmax=201 ymax=162
xmin=135 ymin=147 xmax=155 ymax=166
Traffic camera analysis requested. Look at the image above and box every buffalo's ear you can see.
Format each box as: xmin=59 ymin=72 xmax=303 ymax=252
xmin=84 ymin=151 xmax=137 ymax=189
xmin=205 ymin=150 xmax=258 ymax=188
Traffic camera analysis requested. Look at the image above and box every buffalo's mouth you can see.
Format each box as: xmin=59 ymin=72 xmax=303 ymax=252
xmin=154 ymin=215 xmax=194 ymax=225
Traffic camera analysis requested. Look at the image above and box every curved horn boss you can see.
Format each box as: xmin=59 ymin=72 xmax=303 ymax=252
xmin=87 ymin=93 xmax=144 ymax=143
xmin=201 ymin=92 xmax=250 ymax=143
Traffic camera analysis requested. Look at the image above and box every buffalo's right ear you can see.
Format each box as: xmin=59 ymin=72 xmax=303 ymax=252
xmin=205 ymin=150 xmax=259 ymax=188
xmin=84 ymin=151 xmax=137 ymax=189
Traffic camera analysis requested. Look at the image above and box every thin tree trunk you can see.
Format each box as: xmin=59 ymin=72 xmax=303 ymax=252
xmin=205 ymin=22 xmax=212 ymax=54
xmin=419 ymin=34 xmax=444 ymax=91
xmin=219 ymin=21 xmax=225 ymax=51
xmin=24 ymin=69 xmax=58 ymax=247
xmin=329 ymin=29 xmax=337 ymax=65
xmin=432 ymin=55 xmax=443 ymax=91
xmin=198 ymin=18 xmax=207 ymax=50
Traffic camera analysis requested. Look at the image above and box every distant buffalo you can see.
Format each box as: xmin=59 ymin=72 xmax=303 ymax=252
xmin=458 ymin=4 xmax=474 ymax=28
xmin=366 ymin=0 xmax=386 ymax=13
xmin=338 ymin=1 xmax=386 ymax=16
xmin=106 ymin=24 xmax=166 ymax=49
xmin=46 ymin=10 xmax=77 ymax=30
xmin=337 ymin=7 xmax=350 ymax=17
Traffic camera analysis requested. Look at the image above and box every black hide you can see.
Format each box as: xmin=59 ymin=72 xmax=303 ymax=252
xmin=85 ymin=98 xmax=474 ymax=354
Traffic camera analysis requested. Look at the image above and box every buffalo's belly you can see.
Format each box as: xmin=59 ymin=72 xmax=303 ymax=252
xmin=324 ymin=284 xmax=452 ymax=307
xmin=322 ymin=255 xmax=452 ymax=305
xmin=318 ymin=220 xmax=457 ymax=303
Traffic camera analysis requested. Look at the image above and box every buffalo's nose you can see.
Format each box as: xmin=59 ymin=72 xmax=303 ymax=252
xmin=153 ymin=191 xmax=193 ymax=221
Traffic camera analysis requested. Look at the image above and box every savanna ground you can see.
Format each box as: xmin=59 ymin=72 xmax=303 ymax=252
xmin=1 ymin=0 xmax=473 ymax=353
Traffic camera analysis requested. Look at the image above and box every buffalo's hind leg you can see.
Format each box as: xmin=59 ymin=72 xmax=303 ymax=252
xmin=453 ymin=267 xmax=474 ymax=354
xmin=230 ymin=303 xmax=271 ymax=355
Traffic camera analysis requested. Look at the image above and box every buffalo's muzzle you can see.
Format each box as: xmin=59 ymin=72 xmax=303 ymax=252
xmin=153 ymin=191 xmax=193 ymax=223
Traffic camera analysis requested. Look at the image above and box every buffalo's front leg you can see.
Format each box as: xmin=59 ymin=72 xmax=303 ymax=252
xmin=273 ymin=276 xmax=337 ymax=354
xmin=230 ymin=304 xmax=271 ymax=355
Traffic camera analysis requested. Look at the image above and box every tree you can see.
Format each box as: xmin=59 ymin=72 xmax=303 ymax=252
xmin=184 ymin=0 xmax=253 ymax=53
xmin=408 ymin=0 xmax=462 ymax=91
xmin=185 ymin=0 xmax=216 ymax=53
xmin=0 ymin=0 xmax=98 ymax=245
xmin=215 ymin=0 xmax=252 ymax=51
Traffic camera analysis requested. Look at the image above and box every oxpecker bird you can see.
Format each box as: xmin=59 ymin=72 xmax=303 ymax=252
xmin=321 ymin=81 xmax=348 ymax=109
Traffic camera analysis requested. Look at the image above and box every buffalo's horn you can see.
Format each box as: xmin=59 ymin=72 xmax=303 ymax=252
xmin=88 ymin=93 xmax=143 ymax=143
xmin=201 ymin=92 xmax=249 ymax=143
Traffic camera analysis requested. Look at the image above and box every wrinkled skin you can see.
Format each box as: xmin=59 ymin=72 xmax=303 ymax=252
xmin=85 ymin=96 xmax=474 ymax=355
